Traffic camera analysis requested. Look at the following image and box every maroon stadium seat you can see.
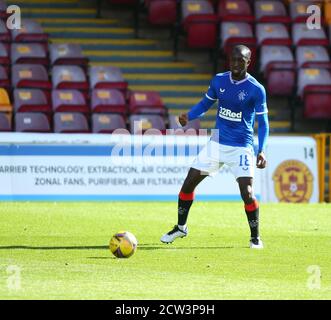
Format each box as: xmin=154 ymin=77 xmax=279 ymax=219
xmin=129 ymin=91 xmax=165 ymax=115
xmin=296 ymin=46 xmax=331 ymax=69
xmin=52 ymin=65 xmax=89 ymax=91
xmin=303 ymin=85 xmax=331 ymax=119
xmin=260 ymin=45 xmax=296 ymax=96
xmin=297 ymin=68 xmax=331 ymax=98
xmin=15 ymin=112 xmax=51 ymax=132
xmin=53 ymin=112 xmax=90 ymax=133
xmin=290 ymin=1 xmax=321 ymax=23
xmin=292 ymin=23 xmax=328 ymax=47
xmin=0 ymin=112 xmax=12 ymax=131
xmin=0 ymin=19 xmax=11 ymax=42
xmin=145 ymin=0 xmax=177 ymax=26
xmin=0 ymin=65 xmax=10 ymax=89
xmin=256 ymin=23 xmax=291 ymax=46
xmin=255 ymin=1 xmax=290 ymax=24
xmin=92 ymin=113 xmax=127 ymax=133
xmin=0 ymin=0 xmax=9 ymax=19
xmin=11 ymin=19 xmax=48 ymax=43
xmin=89 ymin=66 xmax=128 ymax=94
xmin=14 ymin=89 xmax=51 ymax=113
xmin=11 ymin=43 xmax=48 ymax=65
xmin=129 ymin=114 xmax=166 ymax=134
xmin=217 ymin=0 xmax=254 ymax=23
xmin=181 ymin=0 xmax=218 ymax=49
xmin=91 ymin=89 xmax=127 ymax=114
xmin=0 ymin=42 xmax=10 ymax=66
xmin=52 ymin=89 xmax=88 ymax=113
xmin=12 ymin=64 xmax=51 ymax=90
xmin=50 ymin=43 xmax=89 ymax=67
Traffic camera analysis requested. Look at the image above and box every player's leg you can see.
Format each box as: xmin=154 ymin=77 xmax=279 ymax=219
xmin=160 ymin=168 xmax=207 ymax=243
xmin=237 ymin=177 xmax=263 ymax=249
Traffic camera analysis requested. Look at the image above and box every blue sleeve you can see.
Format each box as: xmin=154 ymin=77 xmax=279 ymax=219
xmin=187 ymin=76 xmax=217 ymax=121
xmin=257 ymin=113 xmax=269 ymax=153
xmin=187 ymin=95 xmax=216 ymax=121
xmin=255 ymin=85 xmax=268 ymax=114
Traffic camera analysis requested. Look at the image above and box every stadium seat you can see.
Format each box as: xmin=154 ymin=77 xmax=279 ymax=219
xmin=15 ymin=112 xmax=51 ymax=132
xmin=11 ymin=19 xmax=48 ymax=43
xmin=220 ymin=22 xmax=257 ymax=71
xmin=12 ymin=64 xmax=51 ymax=90
xmin=292 ymin=23 xmax=328 ymax=46
xmin=168 ymin=115 xmax=200 ymax=135
xmin=296 ymin=46 xmax=331 ymax=69
xmin=260 ymin=46 xmax=296 ymax=96
xmin=290 ymin=1 xmax=320 ymax=23
xmin=89 ymin=66 xmax=128 ymax=94
xmin=180 ymin=0 xmax=218 ymax=49
xmin=91 ymin=89 xmax=127 ymax=114
xmin=0 ymin=65 xmax=10 ymax=89
xmin=297 ymin=68 xmax=331 ymax=98
xmin=0 ymin=88 xmax=12 ymax=113
xmin=53 ymin=112 xmax=90 ymax=133
xmin=0 ymin=112 xmax=12 ymax=131
xmin=256 ymin=23 xmax=291 ymax=46
xmin=14 ymin=89 xmax=51 ymax=113
xmin=129 ymin=114 xmax=166 ymax=134
xmin=52 ymin=89 xmax=88 ymax=113
xmin=0 ymin=42 xmax=9 ymax=66
xmin=0 ymin=19 xmax=11 ymax=42
xmin=52 ymin=66 xmax=89 ymax=91
xmin=303 ymin=85 xmax=331 ymax=119
xmin=50 ymin=43 xmax=89 ymax=67
xmin=217 ymin=0 xmax=254 ymax=23
xmin=11 ymin=43 xmax=48 ymax=65
xmin=0 ymin=0 xmax=9 ymax=19
xmin=129 ymin=91 xmax=165 ymax=115
xmin=92 ymin=113 xmax=127 ymax=133
xmin=145 ymin=0 xmax=177 ymax=26
xmin=255 ymin=1 xmax=290 ymax=24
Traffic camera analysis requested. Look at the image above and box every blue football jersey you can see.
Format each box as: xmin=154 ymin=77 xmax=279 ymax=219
xmin=191 ymin=71 xmax=268 ymax=148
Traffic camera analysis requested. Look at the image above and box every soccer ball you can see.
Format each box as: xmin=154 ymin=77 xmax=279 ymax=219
xmin=109 ymin=231 xmax=138 ymax=258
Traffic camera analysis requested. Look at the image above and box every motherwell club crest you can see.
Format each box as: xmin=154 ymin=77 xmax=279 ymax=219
xmin=272 ymin=160 xmax=314 ymax=203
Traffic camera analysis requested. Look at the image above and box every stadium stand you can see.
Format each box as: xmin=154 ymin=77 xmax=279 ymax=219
xmin=1 ymin=0 xmax=330 ymax=134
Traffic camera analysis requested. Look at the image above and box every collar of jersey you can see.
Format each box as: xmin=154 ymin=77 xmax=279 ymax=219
xmin=229 ymin=72 xmax=249 ymax=85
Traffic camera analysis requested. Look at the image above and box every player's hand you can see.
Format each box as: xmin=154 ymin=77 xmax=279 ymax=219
xmin=256 ymin=152 xmax=267 ymax=169
xmin=178 ymin=113 xmax=188 ymax=127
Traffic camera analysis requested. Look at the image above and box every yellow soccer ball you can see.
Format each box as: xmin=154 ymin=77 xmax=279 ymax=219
xmin=109 ymin=231 xmax=138 ymax=258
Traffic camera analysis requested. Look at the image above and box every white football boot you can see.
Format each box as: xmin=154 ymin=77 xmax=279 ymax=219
xmin=160 ymin=225 xmax=188 ymax=243
xmin=250 ymin=237 xmax=264 ymax=249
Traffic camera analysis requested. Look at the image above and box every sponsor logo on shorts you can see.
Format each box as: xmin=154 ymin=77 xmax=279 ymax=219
xmin=218 ymin=107 xmax=242 ymax=122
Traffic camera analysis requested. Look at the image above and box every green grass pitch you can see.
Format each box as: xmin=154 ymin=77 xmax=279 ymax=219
xmin=0 ymin=201 xmax=330 ymax=300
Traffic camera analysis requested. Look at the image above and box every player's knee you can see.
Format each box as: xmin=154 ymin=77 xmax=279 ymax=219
xmin=240 ymin=186 xmax=254 ymax=203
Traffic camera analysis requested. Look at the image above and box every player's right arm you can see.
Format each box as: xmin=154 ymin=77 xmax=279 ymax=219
xmin=178 ymin=77 xmax=218 ymax=126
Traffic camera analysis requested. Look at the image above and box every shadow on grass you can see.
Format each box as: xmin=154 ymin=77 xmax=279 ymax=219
xmin=0 ymin=244 xmax=240 ymax=250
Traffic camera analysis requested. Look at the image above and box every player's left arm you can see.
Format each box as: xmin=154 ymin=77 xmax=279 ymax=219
xmin=255 ymin=86 xmax=269 ymax=169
